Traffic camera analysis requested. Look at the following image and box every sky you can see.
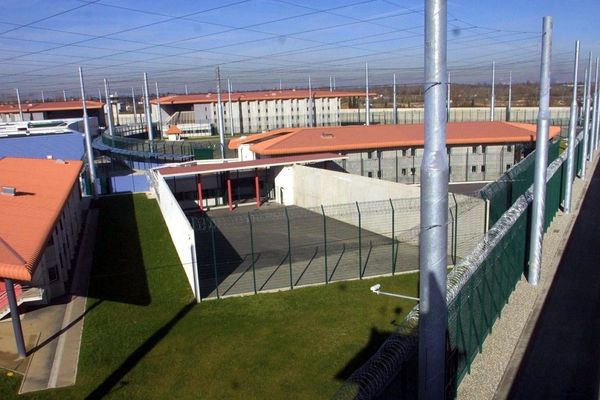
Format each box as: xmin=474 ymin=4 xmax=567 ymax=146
xmin=0 ymin=0 xmax=598 ymax=100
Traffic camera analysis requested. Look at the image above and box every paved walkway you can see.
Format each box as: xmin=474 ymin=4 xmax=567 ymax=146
xmin=0 ymin=205 xmax=98 ymax=393
xmin=457 ymin=155 xmax=600 ymax=399
xmin=499 ymin=163 xmax=600 ymax=399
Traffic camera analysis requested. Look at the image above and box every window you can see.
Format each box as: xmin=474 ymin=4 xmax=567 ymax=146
xmin=481 ymin=165 xmax=486 ymax=173
xmin=410 ymin=148 xmax=416 ymax=156
xmin=506 ymin=164 xmax=512 ymax=171
xmin=471 ymin=165 xmax=477 ymax=173
xmin=401 ymin=168 xmax=407 ymax=176
xmin=410 ymin=167 xmax=416 ymax=176
xmin=402 ymin=149 xmax=407 ymax=157
xmin=506 ymin=145 xmax=513 ymax=152
xmin=367 ymin=151 xmax=374 ymax=159
xmin=482 ymin=146 xmax=487 ymax=154
xmin=48 ymin=266 xmax=59 ymax=282
xmin=472 ymin=145 xmax=477 ymax=153
xmin=367 ymin=171 xmax=373 ymax=178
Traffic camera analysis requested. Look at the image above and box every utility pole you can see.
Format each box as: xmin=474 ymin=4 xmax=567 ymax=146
xmin=216 ymin=66 xmax=226 ymax=158
xmin=104 ymin=79 xmax=115 ymax=137
xmin=365 ymin=62 xmax=370 ymax=126
xmin=79 ymin=67 xmax=97 ymax=197
xmin=333 ymin=76 xmax=336 ymax=91
xmin=419 ymin=0 xmax=448 ymax=399
xmin=330 ymin=76 xmax=333 ymax=92
xmin=564 ymin=40 xmax=580 ymax=213
xmin=143 ymin=72 xmax=154 ymax=142
xmin=490 ymin=61 xmax=496 ymax=121
xmin=528 ymin=16 xmax=553 ymax=285
xmin=63 ymin=89 xmax=67 ymax=102
xmin=41 ymin=90 xmax=45 ymax=103
xmin=185 ymin=84 xmax=189 ymax=95
xmin=15 ymin=88 xmax=23 ymax=121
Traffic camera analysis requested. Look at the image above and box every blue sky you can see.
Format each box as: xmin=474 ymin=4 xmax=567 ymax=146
xmin=0 ymin=0 xmax=598 ymax=100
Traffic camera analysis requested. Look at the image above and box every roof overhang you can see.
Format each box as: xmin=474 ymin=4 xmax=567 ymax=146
xmin=156 ymin=152 xmax=347 ymax=178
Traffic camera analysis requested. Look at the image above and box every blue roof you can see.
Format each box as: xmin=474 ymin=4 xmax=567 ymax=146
xmin=0 ymin=132 xmax=85 ymax=161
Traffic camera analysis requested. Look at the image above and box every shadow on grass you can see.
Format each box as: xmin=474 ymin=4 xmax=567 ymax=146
xmin=85 ymin=195 xmax=151 ymax=305
xmin=86 ymin=301 xmax=196 ymax=399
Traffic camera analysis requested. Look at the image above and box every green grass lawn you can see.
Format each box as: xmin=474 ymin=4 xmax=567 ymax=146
xmin=0 ymin=194 xmax=418 ymax=399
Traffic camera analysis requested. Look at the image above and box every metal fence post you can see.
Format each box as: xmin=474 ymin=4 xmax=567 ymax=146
xmin=190 ymin=242 xmax=201 ymax=303
xmin=210 ymin=220 xmax=220 ymax=299
xmin=284 ymin=207 xmax=293 ymax=289
xmin=356 ymin=201 xmax=362 ymax=279
xmin=321 ymin=205 xmax=328 ymax=284
xmin=582 ymin=56 xmax=591 ymax=177
xmin=247 ymin=213 xmax=257 ymax=294
xmin=389 ymin=199 xmax=396 ymax=275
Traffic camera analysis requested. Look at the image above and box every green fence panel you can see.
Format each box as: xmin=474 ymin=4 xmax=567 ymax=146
xmin=446 ymin=210 xmax=528 ymax=395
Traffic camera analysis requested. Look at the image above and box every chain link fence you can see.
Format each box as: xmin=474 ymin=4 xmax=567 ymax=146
xmin=190 ymin=195 xmax=485 ymax=300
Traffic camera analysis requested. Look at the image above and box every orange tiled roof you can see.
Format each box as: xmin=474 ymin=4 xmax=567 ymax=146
xmin=0 ymin=157 xmax=82 ymax=281
xmin=0 ymin=100 xmax=104 ymax=114
xmin=229 ymin=122 xmax=560 ymax=156
xmin=153 ymin=89 xmax=369 ymax=105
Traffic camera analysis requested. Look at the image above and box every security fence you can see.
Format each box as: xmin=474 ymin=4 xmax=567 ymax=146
xmin=480 ymin=139 xmax=561 ymax=226
xmin=333 ymin=132 xmax=583 ymax=399
xmin=189 ymin=195 xmax=485 ymax=300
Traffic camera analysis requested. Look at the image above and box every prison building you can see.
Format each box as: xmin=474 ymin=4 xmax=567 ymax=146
xmin=0 ymin=100 xmax=105 ymax=128
xmin=0 ymin=157 xmax=83 ymax=319
xmin=229 ymin=121 xmax=561 ymax=184
xmin=151 ymin=90 xmax=368 ymax=136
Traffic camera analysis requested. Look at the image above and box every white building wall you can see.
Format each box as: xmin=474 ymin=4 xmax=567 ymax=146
xmin=28 ymin=184 xmax=82 ymax=302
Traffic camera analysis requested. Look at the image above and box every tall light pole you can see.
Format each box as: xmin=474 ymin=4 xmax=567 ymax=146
xmin=79 ymin=67 xmax=97 ymax=197
xmin=419 ymin=0 xmax=448 ymax=398
xmin=365 ymin=62 xmax=370 ymax=126
xmin=41 ymin=90 xmax=45 ymax=103
xmin=393 ymin=73 xmax=397 ymax=124
xmin=143 ymin=72 xmax=154 ymax=142
xmin=583 ymin=53 xmax=593 ymax=169
xmin=131 ymin=88 xmax=138 ymax=125
xmin=507 ymin=71 xmax=512 ymax=121
xmin=227 ymin=79 xmax=234 ymax=135
xmin=490 ymin=61 xmax=496 ymax=121
xmin=15 ymin=88 xmax=23 ymax=121
xmin=528 ymin=16 xmax=553 ymax=285
xmin=216 ymin=66 xmax=226 ymax=158
xmin=564 ymin=40 xmax=580 ymax=214
xmin=63 ymin=89 xmax=67 ymax=102
xmin=308 ymin=76 xmax=314 ymax=127
xmin=104 ymin=79 xmax=115 ymax=137
xmin=155 ymin=82 xmax=163 ymax=136
xmin=446 ymin=71 xmax=451 ymax=122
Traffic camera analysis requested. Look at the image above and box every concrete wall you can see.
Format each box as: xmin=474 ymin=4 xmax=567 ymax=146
xmin=275 ymin=164 xmax=486 ymax=258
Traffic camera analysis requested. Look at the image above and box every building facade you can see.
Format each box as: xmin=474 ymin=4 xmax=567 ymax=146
xmin=152 ymin=90 xmax=366 ymax=137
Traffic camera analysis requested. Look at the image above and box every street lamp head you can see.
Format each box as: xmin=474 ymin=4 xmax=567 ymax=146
xmin=370 ymin=283 xmax=381 ymax=292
